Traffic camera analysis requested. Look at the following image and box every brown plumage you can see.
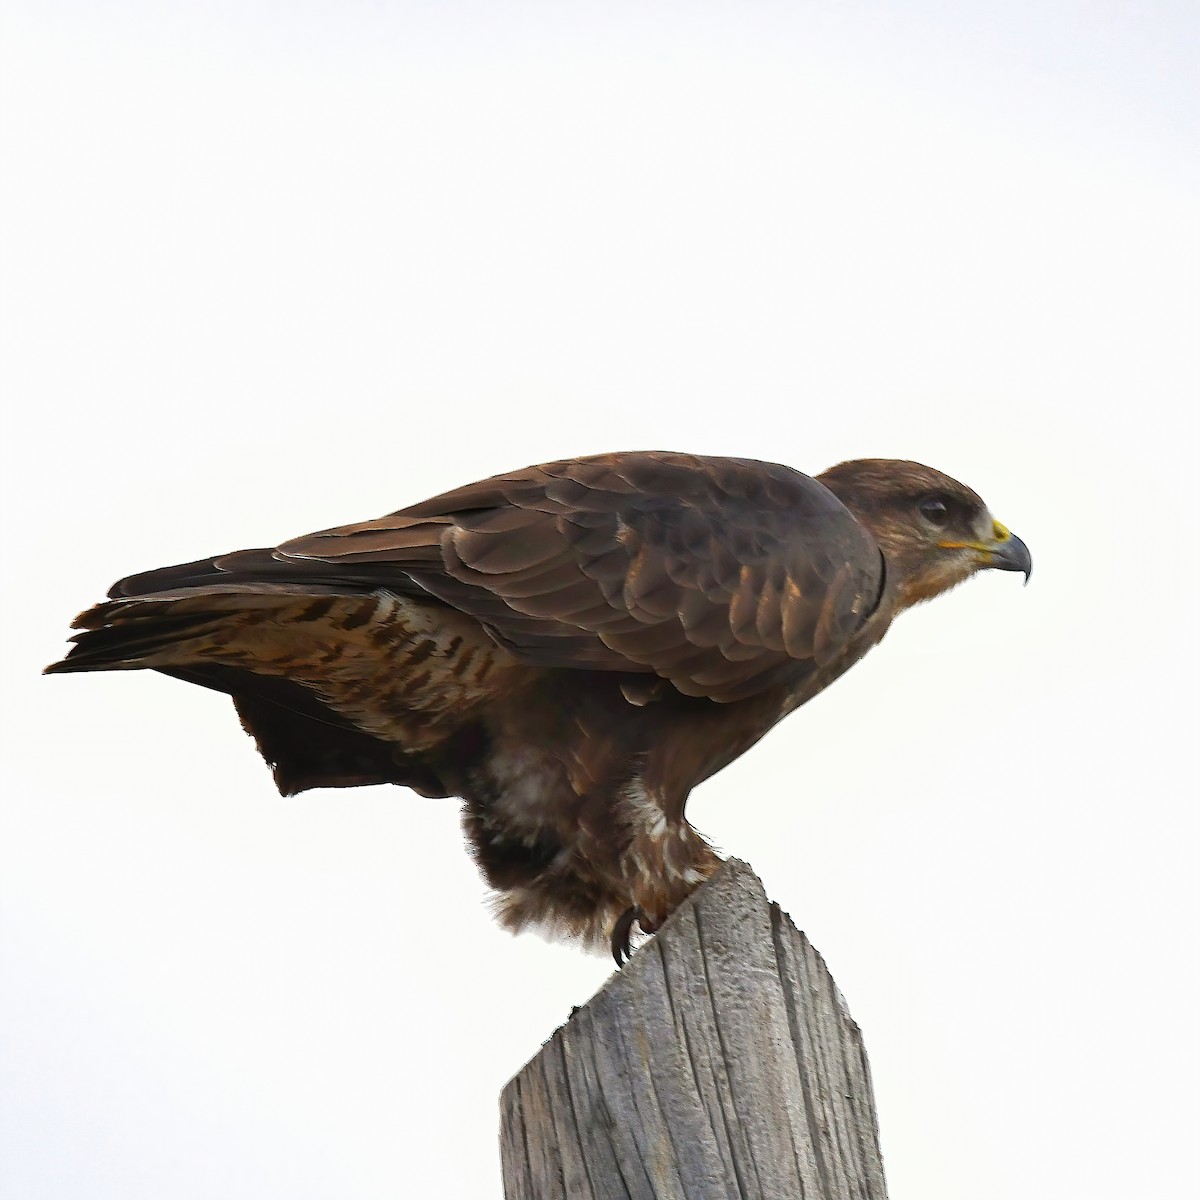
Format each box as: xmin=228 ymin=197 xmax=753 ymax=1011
xmin=47 ymin=451 xmax=1030 ymax=961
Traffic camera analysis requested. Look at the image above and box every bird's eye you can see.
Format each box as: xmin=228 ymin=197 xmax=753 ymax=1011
xmin=918 ymin=497 xmax=950 ymax=526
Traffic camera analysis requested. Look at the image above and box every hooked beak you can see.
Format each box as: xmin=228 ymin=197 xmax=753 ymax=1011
xmin=940 ymin=520 xmax=1032 ymax=584
xmin=985 ymin=521 xmax=1032 ymax=583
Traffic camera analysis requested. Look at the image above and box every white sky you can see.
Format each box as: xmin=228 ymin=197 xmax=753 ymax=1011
xmin=2 ymin=2 xmax=1197 ymax=1197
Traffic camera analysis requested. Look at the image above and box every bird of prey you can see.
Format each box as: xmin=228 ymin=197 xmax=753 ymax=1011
xmin=48 ymin=451 xmax=1030 ymax=962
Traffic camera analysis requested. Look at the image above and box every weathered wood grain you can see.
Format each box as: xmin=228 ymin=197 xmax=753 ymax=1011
xmin=499 ymin=859 xmax=887 ymax=1200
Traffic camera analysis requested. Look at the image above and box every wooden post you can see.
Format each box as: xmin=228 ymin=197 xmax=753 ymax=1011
xmin=499 ymin=859 xmax=888 ymax=1200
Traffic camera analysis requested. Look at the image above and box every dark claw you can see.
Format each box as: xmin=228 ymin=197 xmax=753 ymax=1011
xmin=610 ymin=906 xmax=643 ymax=967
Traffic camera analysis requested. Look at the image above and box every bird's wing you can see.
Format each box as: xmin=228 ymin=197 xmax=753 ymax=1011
xmin=109 ymin=452 xmax=885 ymax=703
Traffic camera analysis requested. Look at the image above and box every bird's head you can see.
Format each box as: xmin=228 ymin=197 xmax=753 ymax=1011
xmin=816 ymin=458 xmax=1031 ymax=611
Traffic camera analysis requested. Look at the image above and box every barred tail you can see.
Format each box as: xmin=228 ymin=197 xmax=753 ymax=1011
xmin=44 ymin=592 xmax=303 ymax=675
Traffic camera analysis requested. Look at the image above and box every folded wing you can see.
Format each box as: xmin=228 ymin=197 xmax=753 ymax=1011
xmin=95 ymin=451 xmax=885 ymax=703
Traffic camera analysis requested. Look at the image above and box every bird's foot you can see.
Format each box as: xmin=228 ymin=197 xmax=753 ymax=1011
xmin=610 ymin=906 xmax=661 ymax=967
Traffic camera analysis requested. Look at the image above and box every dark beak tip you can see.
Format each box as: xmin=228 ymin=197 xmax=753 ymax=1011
xmin=988 ymin=531 xmax=1031 ymax=582
xmin=1003 ymin=533 xmax=1032 ymax=583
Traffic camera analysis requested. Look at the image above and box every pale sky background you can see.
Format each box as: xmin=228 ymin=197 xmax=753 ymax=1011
xmin=2 ymin=2 xmax=1197 ymax=1198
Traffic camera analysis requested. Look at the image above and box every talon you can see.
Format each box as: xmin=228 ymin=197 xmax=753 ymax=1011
xmin=610 ymin=906 xmax=643 ymax=967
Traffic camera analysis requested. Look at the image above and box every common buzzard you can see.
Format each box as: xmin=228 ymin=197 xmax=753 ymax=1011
xmin=48 ymin=452 xmax=1030 ymax=962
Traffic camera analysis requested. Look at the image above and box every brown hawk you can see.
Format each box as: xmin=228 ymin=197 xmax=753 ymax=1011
xmin=47 ymin=452 xmax=1030 ymax=962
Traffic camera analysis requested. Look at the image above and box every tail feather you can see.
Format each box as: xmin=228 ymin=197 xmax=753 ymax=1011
xmin=48 ymin=620 xmax=220 ymax=672
xmin=45 ymin=592 xmax=297 ymax=675
xmin=50 ymin=533 xmax=444 ymax=676
xmin=47 ymin=594 xmax=469 ymax=799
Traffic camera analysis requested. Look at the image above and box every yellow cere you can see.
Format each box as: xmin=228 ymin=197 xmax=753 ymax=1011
xmin=992 ymin=520 xmax=1012 ymax=542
